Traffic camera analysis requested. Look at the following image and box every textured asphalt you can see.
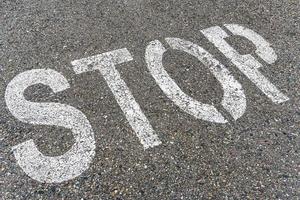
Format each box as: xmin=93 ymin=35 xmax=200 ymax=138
xmin=0 ymin=0 xmax=299 ymax=199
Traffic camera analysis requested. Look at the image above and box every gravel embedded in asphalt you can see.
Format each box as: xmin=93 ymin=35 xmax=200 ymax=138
xmin=0 ymin=0 xmax=299 ymax=199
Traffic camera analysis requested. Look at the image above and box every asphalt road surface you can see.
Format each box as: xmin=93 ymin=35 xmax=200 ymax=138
xmin=0 ymin=0 xmax=299 ymax=199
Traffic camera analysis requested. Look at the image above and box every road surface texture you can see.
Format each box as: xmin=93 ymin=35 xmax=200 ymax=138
xmin=0 ymin=0 xmax=299 ymax=199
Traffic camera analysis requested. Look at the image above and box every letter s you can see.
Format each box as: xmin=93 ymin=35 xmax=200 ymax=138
xmin=5 ymin=69 xmax=95 ymax=183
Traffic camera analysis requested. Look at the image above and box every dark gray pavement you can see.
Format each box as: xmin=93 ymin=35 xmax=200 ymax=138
xmin=0 ymin=0 xmax=299 ymax=199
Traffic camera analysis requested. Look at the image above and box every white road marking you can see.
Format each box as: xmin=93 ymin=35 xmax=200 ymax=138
xmin=71 ymin=48 xmax=162 ymax=149
xmin=145 ymin=38 xmax=246 ymax=123
xmin=5 ymin=69 xmax=96 ymax=183
xmin=4 ymin=24 xmax=291 ymax=183
xmin=224 ymin=24 xmax=277 ymax=65
xmin=201 ymin=24 xmax=289 ymax=104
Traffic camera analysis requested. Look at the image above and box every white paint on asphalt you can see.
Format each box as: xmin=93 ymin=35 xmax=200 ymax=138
xmin=3 ymin=24 xmax=292 ymax=183
xmin=201 ymin=24 xmax=289 ymax=104
xmin=145 ymin=38 xmax=246 ymax=123
xmin=5 ymin=69 xmax=96 ymax=183
xmin=224 ymin=24 xmax=278 ymax=65
xmin=71 ymin=48 xmax=162 ymax=149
